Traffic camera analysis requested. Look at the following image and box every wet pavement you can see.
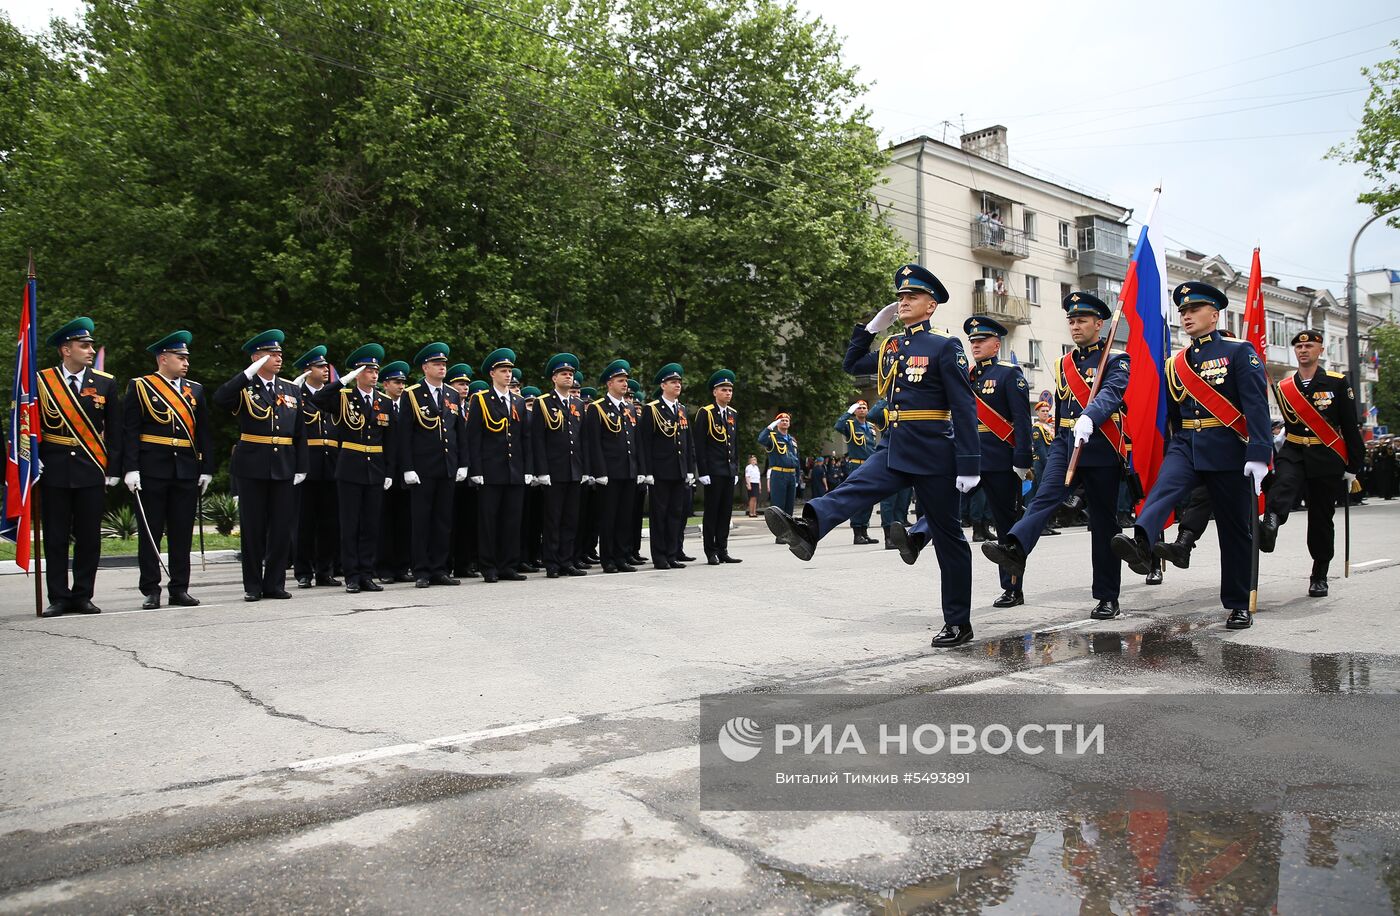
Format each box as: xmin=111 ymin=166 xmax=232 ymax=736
xmin=1 ymin=501 xmax=1398 ymax=913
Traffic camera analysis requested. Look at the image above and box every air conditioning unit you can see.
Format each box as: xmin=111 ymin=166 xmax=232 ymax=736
xmin=1064 ymin=247 xmax=1079 ymax=262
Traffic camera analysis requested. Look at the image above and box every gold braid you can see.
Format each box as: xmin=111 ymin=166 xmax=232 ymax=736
xmin=702 ymin=404 xmax=728 ymax=442
xmin=876 ymin=336 xmax=898 ymax=400
xmin=649 ymin=401 xmax=679 ymax=438
xmin=474 ymin=391 xmax=508 ymax=433
xmin=337 ymin=388 xmax=366 ymax=431
xmin=592 ymin=398 xmax=621 ymax=432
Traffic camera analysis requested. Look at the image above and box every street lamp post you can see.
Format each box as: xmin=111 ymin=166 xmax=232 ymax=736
xmin=1347 ymin=206 xmax=1400 ymax=424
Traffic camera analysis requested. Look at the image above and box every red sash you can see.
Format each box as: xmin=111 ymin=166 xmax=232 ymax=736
xmin=973 ymin=395 xmax=1014 ymax=443
xmin=1168 ymin=351 xmax=1248 ymax=439
xmin=1278 ymin=374 xmax=1348 ymax=463
xmin=37 ymin=368 xmax=108 ymax=470
xmin=1060 ymin=353 xmax=1127 ymax=459
xmin=139 ymin=374 xmax=199 ymax=451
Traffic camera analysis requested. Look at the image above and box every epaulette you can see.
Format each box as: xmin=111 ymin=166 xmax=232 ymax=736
xmin=591 ymin=397 xmax=605 ymax=407
xmin=646 ymin=399 xmax=660 ymax=407
xmin=92 ymin=369 xmax=113 ymax=379
xmin=405 ymin=383 xmax=421 ymax=392
xmin=1326 ymin=370 xmax=1345 ymax=379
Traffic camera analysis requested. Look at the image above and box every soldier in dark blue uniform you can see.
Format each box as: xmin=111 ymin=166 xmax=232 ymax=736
xmin=213 ymin=330 xmax=309 ymax=602
xmin=831 ymin=399 xmax=880 ymax=545
xmin=695 ymin=369 xmax=742 ymax=565
xmin=399 ymin=342 xmax=469 ymax=588
xmin=37 ymin=317 xmax=121 ymax=616
xmin=766 ymin=263 xmax=982 ymax=648
xmin=373 ymin=360 xmax=414 ymax=583
xmin=756 ymin=413 xmax=801 ymax=526
xmin=582 ymin=360 xmax=640 ymax=573
xmin=1112 ymin=281 xmax=1272 ymax=629
xmin=466 ymin=348 xmax=532 ymax=582
xmin=639 ymin=363 xmax=697 ymax=570
xmin=531 ymin=354 xmax=590 ymax=578
xmin=310 ymin=344 xmax=397 ymax=594
xmin=291 ymin=345 xmax=341 ymax=589
xmin=978 ymin=293 xmax=1130 ymax=619
xmin=123 ymin=331 xmax=214 ymax=609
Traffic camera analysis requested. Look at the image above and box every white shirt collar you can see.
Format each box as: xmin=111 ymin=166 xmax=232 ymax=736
xmin=662 ymin=396 xmax=678 ymax=410
xmin=608 ymin=394 xmax=626 ymax=408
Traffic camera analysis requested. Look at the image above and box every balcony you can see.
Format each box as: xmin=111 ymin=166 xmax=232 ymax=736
xmin=972 ymin=288 xmax=1032 ymax=326
xmin=970 ymin=217 xmax=1029 ymax=259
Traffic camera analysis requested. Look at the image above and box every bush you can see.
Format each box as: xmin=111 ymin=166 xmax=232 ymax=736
xmin=202 ymin=493 xmax=239 ymax=536
xmin=102 ymin=505 xmax=139 ymax=540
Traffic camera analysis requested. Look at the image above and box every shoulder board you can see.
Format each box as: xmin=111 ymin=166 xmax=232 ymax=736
xmin=1109 ymin=349 xmax=1128 ymax=358
xmin=646 ymin=399 xmax=660 ymax=407
xmin=591 ymin=397 xmax=605 ymax=407
xmin=186 ymin=379 xmax=203 ymax=389
xmin=1326 ymin=370 xmax=1344 ymax=379
xmin=405 ymin=383 xmax=421 ymax=392
xmin=698 ymin=403 xmax=713 ymax=413
xmin=91 ymin=369 xmax=113 ymax=379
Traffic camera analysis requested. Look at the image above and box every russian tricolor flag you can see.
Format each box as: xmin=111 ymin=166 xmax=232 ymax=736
xmin=1119 ymin=190 xmax=1170 ymax=508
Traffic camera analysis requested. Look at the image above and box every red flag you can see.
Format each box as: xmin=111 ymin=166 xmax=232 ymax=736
xmin=1241 ymin=249 xmax=1268 ymax=513
xmin=3 ymin=258 xmax=42 ymax=570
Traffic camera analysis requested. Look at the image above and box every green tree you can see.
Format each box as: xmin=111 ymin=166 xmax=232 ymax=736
xmin=1328 ymin=39 xmax=1400 ymax=219
xmin=1372 ymin=321 xmax=1400 ymax=430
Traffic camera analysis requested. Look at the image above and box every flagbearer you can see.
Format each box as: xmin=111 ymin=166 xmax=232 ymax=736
xmin=399 ymin=342 xmax=469 ymax=588
xmin=292 ymin=345 xmax=341 ymax=589
xmin=213 ymin=329 xmax=309 ymax=602
xmin=1111 ymin=282 xmax=1272 ymax=629
xmin=122 ymin=331 xmax=214 ymax=609
xmin=1259 ymin=329 xmax=1363 ymax=597
xmin=831 ymin=400 xmax=880 ymax=545
xmin=695 ymin=369 xmax=743 ymax=565
xmin=36 ymin=317 xmax=121 ymax=616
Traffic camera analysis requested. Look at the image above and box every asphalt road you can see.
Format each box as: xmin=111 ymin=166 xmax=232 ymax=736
xmin=3 ymin=502 xmax=1399 ymax=913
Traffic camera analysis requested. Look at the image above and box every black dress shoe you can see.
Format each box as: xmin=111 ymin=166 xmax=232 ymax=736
xmin=707 ymin=554 xmax=720 ymax=566
xmin=1110 ymin=530 xmax=1151 ymax=575
xmin=931 ymin=623 xmax=974 ymax=648
xmin=887 ymin=525 xmax=924 ymax=566
xmin=1308 ymin=576 xmax=1328 ymax=597
xmin=1226 ymin=607 xmax=1252 ymax=629
xmin=73 ymin=599 xmax=101 ymax=613
xmin=429 ymin=574 xmax=461 ymax=586
xmin=585 ymin=553 xmax=602 ymax=564
xmin=41 ymin=602 xmax=68 ymax=617
xmin=1043 ymin=527 xmax=1061 ymax=536
xmin=462 ymin=565 xmax=481 ymax=578
xmin=1151 ymin=530 xmax=1197 ymax=569
xmin=677 ymin=553 xmax=697 ymax=563
xmin=360 ymin=578 xmax=383 ymax=592
xmin=345 ymin=582 xmax=361 ymax=594
xmin=1258 ymin=513 xmax=1279 ymax=553
xmin=265 ymin=590 xmax=293 ymax=599
xmin=616 ymin=563 xmax=637 ymax=573
xmin=564 ymin=566 xmax=587 ymax=576
xmin=500 ymin=571 xmax=527 ymax=581
xmin=546 ymin=569 xmax=560 ymax=578
xmin=628 ymin=554 xmax=647 ymax=566
xmin=376 ymin=576 xmax=395 ymax=585
xmin=1145 ymin=562 xmax=1163 ymax=586
xmin=394 ymin=573 xmax=415 ymax=583
xmin=169 ymin=592 xmax=200 ymax=607
xmin=602 ymin=565 xmax=619 ymax=574
xmin=244 ymin=592 xmax=262 ymax=602
xmin=416 ymin=578 xmax=431 ymax=588
xmin=316 ymin=575 xmax=343 ymax=587
xmin=992 ymin=589 xmax=1024 ymax=608
xmin=720 ymin=554 xmax=743 ymax=564
xmin=765 ymin=506 xmax=817 ymax=561
xmin=1090 ymin=599 xmax=1121 ymax=620
xmin=980 ymin=540 xmax=1026 ymax=579
xmin=519 ymin=562 xmax=541 ymax=573
xmin=482 ymin=573 xmax=499 ymax=583
xmin=142 ymin=594 xmax=161 ymax=610
xmin=296 ymin=576 xmax=313 ymax=589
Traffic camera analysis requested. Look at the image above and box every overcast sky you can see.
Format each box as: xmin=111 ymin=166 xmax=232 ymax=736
xmin=5 ymin=0 xmax=1398 ymax=294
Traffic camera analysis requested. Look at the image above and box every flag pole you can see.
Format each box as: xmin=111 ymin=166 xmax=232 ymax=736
xmin=28 ymin=250 xmax=44 ymax=617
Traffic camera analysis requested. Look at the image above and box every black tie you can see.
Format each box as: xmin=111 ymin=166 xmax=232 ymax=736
xmin=69 ymin=375 xmax=80 ymax=397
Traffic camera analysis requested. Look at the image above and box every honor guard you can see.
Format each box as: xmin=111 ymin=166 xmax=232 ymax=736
xmin=373 ymin=360 xmax=414 ymax=583
xmin=291 ymin=345 xmax=341 ymax=589
xmin=519 ymin=385 xmax=546 ymax=571
xmin=1259 ymin=329 xmax=1363 ymax=596
xmin=213 ymin=330 xmax=309 ymax=601
xmin=1112 ymin=282 xmax=1272 ymax=629
xmin=757 ymin=413 xmax=801 ymax=523
xmin=582 ymin=360 xmax=640 ymax=572
xmin=37 ymin=318 xmax=121 ymax=616
xmin=447 ymin=364 xmax=480 ymax=579
xmin=466 ymin=348 xmax=532 ymax=581
xmin=573 ymin=378 xmax=601 ymax=569
xmin=122 ymin=331 xmax=214 ymax=609
xmin=832 ymin=399 xmax=880 ymax=545
xmin=639 ymin=363 xmax=697 ymax=569
xmin=979 ymin=293 xmax=1129 ymax=618
xmin=695 ymin=369 xmax=742 ymax=565
xmin=311 ymin=345 xmax=397 ymax=593
xmin=531 ymin=353 xmax=589 ymax=577
xmin=625 ymin=378 xmax=648 ymax=566
xmin=766 ymin=263 xmax=981 ymax=648
xmin=399 ymin=342 xmax=468 ymax=588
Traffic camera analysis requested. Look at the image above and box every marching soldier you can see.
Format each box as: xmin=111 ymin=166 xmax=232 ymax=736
xmin=1259 ymin=329 xmax=1364 ymax=596
xmin=757 ymin=413 xmax=801 ymax=527
xmin=466 ymin=348 xmax=532 ymax=582
xmin=1112 ymin=282 xmax=1272 ymax=629
xmin=291 ymin=345 xmax=341 ymax=589
xmin=37 ymin=317 xmax=120 ymax=616
xmin=531 ymin=354 xmax=589 ymax=577
xmin=122 ymin=331 xmax=214 ymax=609
xmin=963 ymin=316 xmax=1033 ymax=607
xmin=695 ymin=369 xmax=742 ymax=565
xmin=832 ymin=399 xmax=879 ymax=545
xmin=399 ymin=343 xmax=468 ymax=588
xmin=978 ymin=293 xmax=1128 ymax=619
xmin=1027 ymin=400 xmax=1059 ymax=537
xmin=447 ymin=364 xmax=480 ymax=579
xmin=582 ymin=360 xmax=640 ymax=573
xmin=311 ymin=344 xmax=397 ymax=593
xmin=374 ymin=360 xmax=414 ymax=583
xmin=766 ymin=264 xmax=981 ymax=648
xmin=213 ymin=330 xmax=309 ymax=602
xmin=639 ymin=363 xmax=696 ymax=569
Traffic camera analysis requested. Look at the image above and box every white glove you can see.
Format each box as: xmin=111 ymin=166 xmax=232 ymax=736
xmin=580 ymin=475 xmax=593 ymax=485
xmin=733 ymin=475 xmax=739 ymax=485
xmin=955 ymin=475 xmax=980 ymax=493
xmin=537 ymin=474 xmax=552 ymax=486
xmin=766 ymin=419 xmax=779 ymax=430
xmin=470 ymin=475 xmax=484 ymax=486
xmin=525 ymin=473 xmax=536 ymax=485
xmin=243 ymin=354 xmax=270 ymax=379
xmin=1013 ymin=466 xmax=1032 ymax=481
xmin=846 ymin=403 xmax=859 ymax=414
xmin=293 ymin=472 xmax=306 ymax=486
xmin=455 ymin=467 xmax=468 ymax=482
xmin=1073 ymin=415 xmax=1094 ymax=447
xmin=105 ymin=476 xmax=119 ymax=488
xmin=124 ymin=471 xmax=141 ymax=492
xmin=293 ymin=370 xmax=310 ymax=387
xmin=198 ymin=473 xmax=213 ymax=494
xmin=644 ymin=475 xmax=655 ymax=485
xmin=404 ymin=471 xmax=421 ymax=486
xmin=595 ymin=476 xmax=609 ymax=485
xmin=865 ymin=301 xmax=899 ymax=334
xmin=699 ymin=475 xmax=711 ymax=485
xmin=340 ymin=365 xmax=365 ymax=385
xmin=637 ymin=475 xmax=647 ymax=485
xmin=383 ymin=477 xmax=393 ymax=490
xmin=1344 ymin=471 xmax=1358 ymax=484
xmin=686 ymin=473 xmax=696 ymax=486
xmin=1243 ymin=460 xmax=1269 ymax=496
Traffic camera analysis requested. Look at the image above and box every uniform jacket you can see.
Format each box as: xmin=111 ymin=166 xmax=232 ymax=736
xmin=310 ymin=381 xmax=397 ymax=484
xmin=398 ymin=382 xmax=467 ymax=479
xmin=1052 ymin=339 xmax=1131 ymax=469
xmin=756 ymin=427 xmax=801 ymax=470
xmin=969 ymin=356 xmax=1033 ymax=472
xmin=530 ymin=389 xmax=587 ymax=482
xmin=300 ymin=382 xmax=339 ymax=480
xmin=638 ymin=398 xmax=696 ymax=480
xmin=213 ymin=371 xmax=309 ymax=480
xmin=121 ymin=373 xmax=215 ymax=480
xmin=1031 ymin=421 xmax=1054 ymax=471
xmin=1165 ymin=330 xmax=1272 ymax=471
xmin=695 ymin=403 xmax=739 ymax=479
xmin=1275 ymin=368 xmax=1363 ymax=477
xmin=582 ymin=395 xmax=638 ymax=480
xmin=465 ymin=387 xmax=530 ymax=485
xmin=831 ymin=412 xmax=877 ymax=462
xmin=37 ymin=366 xmax=121 ymax=488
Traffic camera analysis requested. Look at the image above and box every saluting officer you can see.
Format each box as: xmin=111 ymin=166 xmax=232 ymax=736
xmin=757 ymin=413 xmax=801 ymax=525
xmin=37 ymin=317 xmax=121 ymax=616
xmin=311 ymin=344 xmax=397 ymax=594
xmin=531 ymin=353 xmax=589 ymax=578
xmin=399 ymin=342 xmax=468 ymax=588
xmin=291 ymin=345 xmax=341 ymax=589
xmin=466 ymin=348 xmax=532 ymax=582
xmin=766 ymin=264 xmax=981 ymax=648
xmin=695 ymin=369 xmax=742 ymax=565
xmin=1113 ymin=281 xmax=1272 ymax=630
xmin=832 ymin=399 xmax=879 ymax=545
xmin=373 ymin=360 xmax=414 ymax=583
xmin=978 ymin=293 xmax=1129 ymax=619
xmin=213 ymin=330 xmax=309 ymax=602
xmin=122 ymin=331 xmax=214 ymax=609
xmin=639 ymin=363 xmax=697 ymax=570
xmin=1259 ymin=329 xmax=1363 ymax=597
xmin=582 ymin=360 xmax=640 ymax=573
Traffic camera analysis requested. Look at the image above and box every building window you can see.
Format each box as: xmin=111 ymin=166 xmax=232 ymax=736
xmin=1060 ymin=282 xmax=1072 ymax=304
xmin=1062 ymin=343 xmax=1076 ymax=358
xmin=1078 ymin=223 xmax=1128 ymax=257
xmin=1026 ymin=339 xmax=1044 ymax=368
xmin=1267 ymin=314 xmax=1290 ymax=348
xmin=1025 ymin=275 xmax=1040 ymax=305
xmin=1059 ymin=221 xmax=1071 ymax=248
xmin=1023 ymin=211 xmax=1037 ymax=241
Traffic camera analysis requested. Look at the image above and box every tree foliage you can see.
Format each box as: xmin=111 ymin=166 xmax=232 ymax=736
xmin=1371 ymin=321 xmax=1400 ymax=430
xmin=1329 ymin=39 xmax=1400 ymax=221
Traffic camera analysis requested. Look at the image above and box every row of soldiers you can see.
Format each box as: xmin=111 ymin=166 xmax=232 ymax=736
xmin=33 ymin=319 xmax=754 ymax=614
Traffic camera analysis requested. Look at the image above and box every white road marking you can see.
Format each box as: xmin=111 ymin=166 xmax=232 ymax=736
xmin=1350 ymin=558 xmax=1393 ymax=569
xmin=289 ymin=716 xmax=582 ymax=772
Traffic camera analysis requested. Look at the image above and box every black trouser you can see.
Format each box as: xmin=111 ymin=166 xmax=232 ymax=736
xmin=294 ymin=478 xmax=339 ymax=580
xmin=478 ymin=483 xmax=524 ymax=577
xmin=522 ymin=486 xmax=544 ymax=564
xmin=409 ymin=476 xmax=454 ymax=579
xmin=543 ymin=481 xmax=581 ymax=572
xmin=235 ymin=476 xmax=295 ymax=595
xmin=41 ymin=483 xmax=104 ymax=604
xmin=136 ymin=476 xmax=198 ymax=597
xmin=1176 ymin=484 xmax=1213 ymax=539
xmin=973 ymin=470 xmax=1020 ymax=590
xmin=574 ymin=484 xmax=598 ymax=563
xmin=375 ymin=487 xmax=412 ymax=577
xmin=1265 ymin=460 xmax=1342 ymax=577
xmin=452 ymin=481 xmax=478 ymax=575
xmin=598 ymin=478 xmax=636 ymax=569
xmin=631 ymin=482 xmax=647 ymax=555
xmin=338 ymin=480 xmax=383 ymax=585
xmin=701 ymin=475 xmax=735 ymax=558
xmin=649 ymin=478 xmax=688 ymax=565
